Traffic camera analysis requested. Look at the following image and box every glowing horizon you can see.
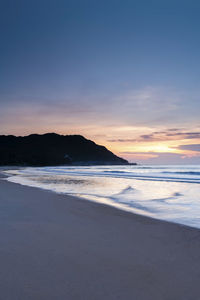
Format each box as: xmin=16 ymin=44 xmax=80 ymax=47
xmin=1 ymin=1 xmax=200 ymax=164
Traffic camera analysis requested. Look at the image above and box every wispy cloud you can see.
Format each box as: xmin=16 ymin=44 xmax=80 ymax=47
xmin=1 ymin=85 xmax=200 ymax=163
xmin=178 ymin=144 xmax=200 ymax=152
xmin=108 ymin=129 xmax=200 ymax=143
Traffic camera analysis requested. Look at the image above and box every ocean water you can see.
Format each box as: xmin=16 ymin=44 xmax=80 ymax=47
xmin=3 ymin=165 xmax=200 ymax=228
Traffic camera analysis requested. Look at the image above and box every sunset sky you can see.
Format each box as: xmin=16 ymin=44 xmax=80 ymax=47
xmin=1 ymin=0 xmax=200 ymax=163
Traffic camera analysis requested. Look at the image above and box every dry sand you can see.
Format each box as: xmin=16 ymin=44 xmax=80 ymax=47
xmin=0 ymin=178 xmax=200 ymax=299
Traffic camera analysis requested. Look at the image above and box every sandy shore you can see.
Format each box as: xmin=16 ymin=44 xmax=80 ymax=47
xmin=0 ymin=179 xmax=200 ymax=299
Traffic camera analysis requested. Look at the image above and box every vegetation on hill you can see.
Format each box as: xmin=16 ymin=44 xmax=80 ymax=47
xmin=0 ymin=133 xmax=130 ymax=166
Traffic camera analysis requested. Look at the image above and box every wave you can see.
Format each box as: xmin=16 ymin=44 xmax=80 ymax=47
xmin=112 ymin=185 xmax=136 ymax=196
xmin=94 ymin=172 xmax=200 ymax=183
xmin=4 ymin=167 xmax=200 ymax=184
xmin=3 ymin=165 xmax=200 ymax=228
xmin=103 ymin=170 xmax=127 ymax=173
xmin=163 ymin=171 xmax=200 ymax=176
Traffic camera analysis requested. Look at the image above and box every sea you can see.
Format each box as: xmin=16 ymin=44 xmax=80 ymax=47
xmin=3 ymin=165 xmax=200 ymax=229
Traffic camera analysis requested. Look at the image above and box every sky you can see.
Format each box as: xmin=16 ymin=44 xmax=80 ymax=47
xmin=1 ymin=0 xmax=200 ymax=164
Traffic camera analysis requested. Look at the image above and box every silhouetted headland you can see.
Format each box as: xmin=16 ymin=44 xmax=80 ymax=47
xmin=0 ymin=133 xmax=133 ymax=166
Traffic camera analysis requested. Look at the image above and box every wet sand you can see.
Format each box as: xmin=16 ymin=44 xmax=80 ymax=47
xmin=0 ymin=178 xmax=200 ymax=299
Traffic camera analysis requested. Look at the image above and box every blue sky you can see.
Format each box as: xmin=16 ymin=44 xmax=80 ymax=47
xmin=1 ymin=0 xmax=200 ymax=163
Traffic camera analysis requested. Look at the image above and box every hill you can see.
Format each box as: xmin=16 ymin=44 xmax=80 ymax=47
xmin=0 ymin=133 xmax=130 ymax=166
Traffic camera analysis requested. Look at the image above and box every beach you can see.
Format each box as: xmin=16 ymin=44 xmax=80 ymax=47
xmin=0 ymin=178 xmax=200 ymax=300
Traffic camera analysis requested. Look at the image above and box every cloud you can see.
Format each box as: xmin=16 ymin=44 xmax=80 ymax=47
xmin=140 ymin=134 xmax=154 ymax=140
xmin=167 ymin=128 xmax=180 ymax=132
xmin=1 ymin=86 xmax=200 ymax=136
xmin=108 ymin=129 xmax=200 ymax=143
xmin=178 ymin=144 xmax=200 ymax=152
xmin=108 ymin=138 xmax=137 ymax=142
xmin=166 ymin=132 xmax=200 ymax=139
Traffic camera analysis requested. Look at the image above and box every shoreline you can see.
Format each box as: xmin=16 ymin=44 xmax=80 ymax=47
xmin=0 ymin=179 xmax=200 ymax=299
xmin=3 ymin=174 xmax=199 ymax=231
xmin=2 ymin=168 xmax=200 ymax=230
